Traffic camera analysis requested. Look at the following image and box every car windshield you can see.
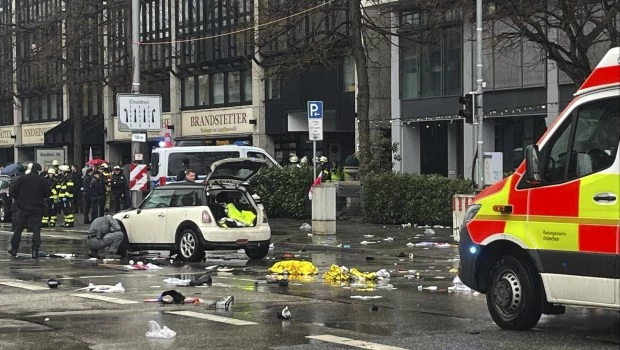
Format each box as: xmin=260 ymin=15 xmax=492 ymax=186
xmin=167 ymin=151 xmax=239 ymax=177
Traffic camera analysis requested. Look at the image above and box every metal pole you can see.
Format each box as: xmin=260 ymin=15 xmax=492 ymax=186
xmin=131 ymin=0 xmax=143 ymax=207
xmin=475 ymin=0 xmax=484 ymax=189
xmin=313 ymin=141 xmax=317 ymax=179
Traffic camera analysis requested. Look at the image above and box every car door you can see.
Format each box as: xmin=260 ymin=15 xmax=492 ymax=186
xmin=526 ymin=94 xmax=620 ymax=306
xmin=126 ymin=189 xmax=174 ymax=244
xmin=162 ymin=188 xmax=204 ymax=244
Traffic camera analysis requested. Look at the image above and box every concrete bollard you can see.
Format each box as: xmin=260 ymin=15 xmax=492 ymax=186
xmin=311 ymin=183 xmax=336 ymax=234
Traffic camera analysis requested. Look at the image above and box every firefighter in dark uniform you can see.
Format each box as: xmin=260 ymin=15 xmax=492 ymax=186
xmin=58 ymin=165 xmax=75 ymax=227
xmin=42 ymin=168 xmax=59 ymax=228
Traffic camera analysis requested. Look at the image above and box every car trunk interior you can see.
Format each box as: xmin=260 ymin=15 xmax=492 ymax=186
xmin=205 ymin=189 xmax=258 ymax=228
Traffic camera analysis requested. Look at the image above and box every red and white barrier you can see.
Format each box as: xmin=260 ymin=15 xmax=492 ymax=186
xmin=452 ymin=194 xmax=475 ymax=242
xmin=130 ymin=164 xmax=148 ymax=191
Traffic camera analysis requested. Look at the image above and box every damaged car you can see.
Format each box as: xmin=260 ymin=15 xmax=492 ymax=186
xmin=114 ymin=158 xmax=272 ymax=261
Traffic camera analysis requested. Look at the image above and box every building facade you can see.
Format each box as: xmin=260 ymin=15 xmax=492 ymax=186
xmin=391 ymin=2 xmax=613 ymax=180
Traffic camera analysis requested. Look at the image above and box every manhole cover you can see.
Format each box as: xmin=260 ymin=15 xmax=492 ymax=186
xmin=0 ymin=319 xmax=52 ymax=332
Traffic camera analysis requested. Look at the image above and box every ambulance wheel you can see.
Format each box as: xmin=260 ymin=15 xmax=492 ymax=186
xmin=486 ymin=255 xmax=542 ymax=330
xmin=245 ymin=242 xmax=270 ymax=260
xmin=177 ymin=228 xmax=205 ymax=262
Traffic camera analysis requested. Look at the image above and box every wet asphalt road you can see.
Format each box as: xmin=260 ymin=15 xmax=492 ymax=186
xmin=0 ymin=230 xmax=618 ymax=350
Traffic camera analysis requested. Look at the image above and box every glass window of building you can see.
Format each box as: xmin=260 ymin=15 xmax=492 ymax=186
xmin=243 ymin=70 xmax=252 ymax=103
xmin=228 ymin=71 xmax=241 ymax=103
xmin=198 ymin=75 xmax=209 ymax=106
xmin=213 ymin=72 xmax=225 ymax=104
xmin=183 ymin=76 xmax=195 ymax=107
xmin=343 ymin=56 xmax=356 ymax=92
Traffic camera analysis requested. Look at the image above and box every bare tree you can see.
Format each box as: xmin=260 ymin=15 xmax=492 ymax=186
xmin=486 ymin=0 xmax=619 ymax=85
xmin=1 ymin=0 xmax=131 ymax=164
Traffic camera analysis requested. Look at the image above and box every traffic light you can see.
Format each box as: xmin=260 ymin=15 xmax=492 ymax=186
xmin=459 ymin=93 xmax=475 ymax=124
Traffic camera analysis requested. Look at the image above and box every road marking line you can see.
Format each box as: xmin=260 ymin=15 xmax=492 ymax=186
xmin=0 ymin=281 xmax=48 ymax=291
xmin=79 ymin=275 xmax=116 ymax=279
xmin=306 ymin=335 xmax=407 ymax=350
xmin=210 ymin=282 xmax=236 ymax=288
xmin=72 ymin=293 xmax=138 ymax=304
xmin=214 ymin=276 xmax=256 ymax=282
xmin=165 ymin=311 xmax=257 ymax=325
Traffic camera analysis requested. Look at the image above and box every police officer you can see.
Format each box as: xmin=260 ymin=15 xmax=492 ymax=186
xmin=89 ymin=171 xmax=106 ymax=219
xmin=82 ymin=168 xmax=93 ymax=224
xmin=58 ymin=165 xmax=75 ymax=227
xmin=42 ymin=168 xmax=59 ymax=228
xmin=110 ymin=166 xmax=127 ymax=213
xmin=86 ymin=211 xmax=125 ymax=259
xmin=8 ymin=162 xmax=50 ymax=259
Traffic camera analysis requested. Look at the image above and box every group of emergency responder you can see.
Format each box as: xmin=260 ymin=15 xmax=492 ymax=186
xmin=287 ymin=154 xmax=337 ymax=182
xmin=39 ymin=160 xmax=128 ymax=228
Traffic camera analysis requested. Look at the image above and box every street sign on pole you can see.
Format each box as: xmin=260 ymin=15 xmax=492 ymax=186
xmin=307 ymin=101 xmax=323 ymax=141
xmin=308 ymin=101 xmax=324 ymax=180
xmin=117 ymin=93 xmax=162 ymax=131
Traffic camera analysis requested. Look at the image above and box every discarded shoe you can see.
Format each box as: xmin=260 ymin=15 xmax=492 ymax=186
xmin=47 ymin=279 xmax=61 ymax=289
xmin=7 ymin=249 xmax=17 ymax=258
xmin=189 ymin=275 xmax=213 ymax=287
xmin=277 ymin=306 xmax=291 ymax=320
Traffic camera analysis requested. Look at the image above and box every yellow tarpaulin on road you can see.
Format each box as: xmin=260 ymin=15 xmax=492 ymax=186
xmin=322 ymin=264 xmax=376 ymax=283
xmin=268 ymin=260 xmax=319 ymax=276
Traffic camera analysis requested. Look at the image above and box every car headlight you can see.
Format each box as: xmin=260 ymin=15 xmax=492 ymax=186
xmin=463 ymin=204 xmax=481 ymax=225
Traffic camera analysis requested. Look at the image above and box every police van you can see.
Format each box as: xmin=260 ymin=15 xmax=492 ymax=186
xmin=150 ymin=146 xmax=278 ymax=188
xmin=458 ymin=47 xmax=620 ymax=330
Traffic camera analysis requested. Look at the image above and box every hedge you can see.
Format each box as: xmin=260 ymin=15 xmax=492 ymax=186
xmin=249 ymin=166 xmax=313 ymax=219
xmin=363 ymin=173 xmax=474 ymax=225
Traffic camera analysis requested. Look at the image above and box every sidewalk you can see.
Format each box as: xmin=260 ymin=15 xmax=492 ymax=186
xmin=0 ymin=215 xmax=457 ymax=256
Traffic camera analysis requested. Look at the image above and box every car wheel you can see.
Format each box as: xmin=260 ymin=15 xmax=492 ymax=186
xmin=177 ymin=228 xmax=205 ymax=262
xmin=245 ymin=242 xmax=270 ymax=260
xmin=0 ymin=204 xmax=7 ymax=223
xmin=486 ymin=255 xmax=542 ymax=331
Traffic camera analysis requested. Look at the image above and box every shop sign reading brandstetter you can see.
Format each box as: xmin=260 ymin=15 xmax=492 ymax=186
xmin=181 ymin=107 xmax=254 ymax=137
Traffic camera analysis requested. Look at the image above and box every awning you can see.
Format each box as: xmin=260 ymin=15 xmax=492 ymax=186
xmin=44 ymin=115 xmax=104 ymax=147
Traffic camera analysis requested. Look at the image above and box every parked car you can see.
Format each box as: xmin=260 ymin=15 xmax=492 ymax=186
xmin=0 ymin=175 xmax=13 ymax=222
xmin=114 ymin=158 xmax=272 ymax=261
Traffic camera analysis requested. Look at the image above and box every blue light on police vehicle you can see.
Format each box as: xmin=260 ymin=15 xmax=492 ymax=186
xmin=469 ymin=246 xmax=477 ymax=254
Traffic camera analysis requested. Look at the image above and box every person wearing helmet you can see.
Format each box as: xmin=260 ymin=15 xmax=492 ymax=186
xmin=300 ymin=156 xmax=308 ymax=167
xmin=319 ymin=155 xmax=332 ymax=182
xmin=289 ymin=155 xmax=299 ymax=167
xmin=8 ymin=162 xmax=51 ymax=259
xmin=99 ymin=164 xmax=111 ymax=211
xmin=42 ymin=167 xmax=59 ymax=228
xmin=110 ymin=166 xmax=127 ymax=213
xmin=51 ymin=160 xmax=59 ymax=171
xmin=57 ymin=165 xmax=75 ymax=227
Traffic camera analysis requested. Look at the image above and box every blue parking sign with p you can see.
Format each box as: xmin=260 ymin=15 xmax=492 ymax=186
xmin=307 ymin=101 xmax=323 ymax=118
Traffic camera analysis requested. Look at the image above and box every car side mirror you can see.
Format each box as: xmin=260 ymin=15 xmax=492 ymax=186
xmin=525 ymin=144 xmax=542 ymax=185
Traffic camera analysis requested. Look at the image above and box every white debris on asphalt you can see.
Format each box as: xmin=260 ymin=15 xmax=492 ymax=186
xmin=424 ymin=228 xmax=436 ymax=235
xmin=383 ymin=237 xmax=394 ymax=241
xmin=363 ymin=234 xmax=375 ymax=238
xmin=406 ymin=242 xmax=415 ymax=247
xmin=350 ymin=295 xmax=383 ymax=300
xmin=74 ymin=282 xmax=125 ymax=293
xmin=417 ymin=286 xmax=438 ymax=291
xmin=299 ymin=223 xmax=312 ymax=231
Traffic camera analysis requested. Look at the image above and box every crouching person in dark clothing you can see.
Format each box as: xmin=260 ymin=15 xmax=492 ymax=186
xmin=86 ymin=212 xmax=125 ymax=259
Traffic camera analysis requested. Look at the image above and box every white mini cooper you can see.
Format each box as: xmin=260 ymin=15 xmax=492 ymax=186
xmin=114 ymin=158 xmax=272 ymax=261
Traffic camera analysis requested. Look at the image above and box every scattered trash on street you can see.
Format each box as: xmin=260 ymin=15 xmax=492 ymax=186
xmin=362 ymin=234 xmax=375 ymax=238
xmin=144 ymin=290 xmax=201 ymax=304
xmin=163 ymin=278 xmax=190 ymax=286
xmin=401 ymin=223 xmax=412 ymax=228
xmin=350 ymin=295 xmax=382 ymax=300
xmin=269 ymin=243 xmax=275 ymax=249
xmin=145 ymin=320 xmax=176 ymax=339
xmin=360 ymin=240 xmax=379 ymax=245
xmin=449 ymin=267 xmax=458 ymax=273
xmin=323 ymin=265 xmax=390 ymax=284
xmin=424 ymin=228 xmax=436 ymax=236
xmin=216 ymin=295 xmax=234 ymax=310
xmin=406 ymin=242 xmax=415 ymax=247
xmin=47 ymin=279 xmax=60 ymax=289
xmin=365 ymin=256 xmax=375 ymax=261
xmin=418 ymin=286 xmax=438 ymax=291
xmin=217 ymin=267 xmax=235 ymax=272
xmin=383 ymin=237 xmax=394 ymax=241
xmin=125 ymin=262 xmax=162 ymax=270
xmin=205 ymin=265 xmax=218 ymax=270
xmin=448 ymin=276 xmax=472 ymax=293
xmin=189 ymin=275 xmax=213 ymax=287
xmin=44 ymin=318 xmax=50 ymax=322
xmin=414 ymin=242 xmax=451 ymax=248
xmin=268 ymin=260 xmax=318 ymax=275
xmin=277 ymin=306 xmax=292 ymax=320
xmin=74 ymin=283 xmax=125 ymax=293
xmin=299 ymin=223 xmax=312 ymax=231
xmin=408 ymin=253 xmax=414 ymax=259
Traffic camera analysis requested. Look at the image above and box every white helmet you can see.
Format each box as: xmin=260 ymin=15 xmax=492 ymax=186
xmin=289 ymin=155 xmax=299 ymax=163
xmin=59 ymin=165 xmax=70 ymax=172
xmin=300 ymin=156 xmax=308 ymax=164
xmin=320 ymin=156 xmax=328 ymax=163
xmin=52 ymin=160 xmax=59 ymax=166
xmin=47 ymin=167 xmax=57 ymax=175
